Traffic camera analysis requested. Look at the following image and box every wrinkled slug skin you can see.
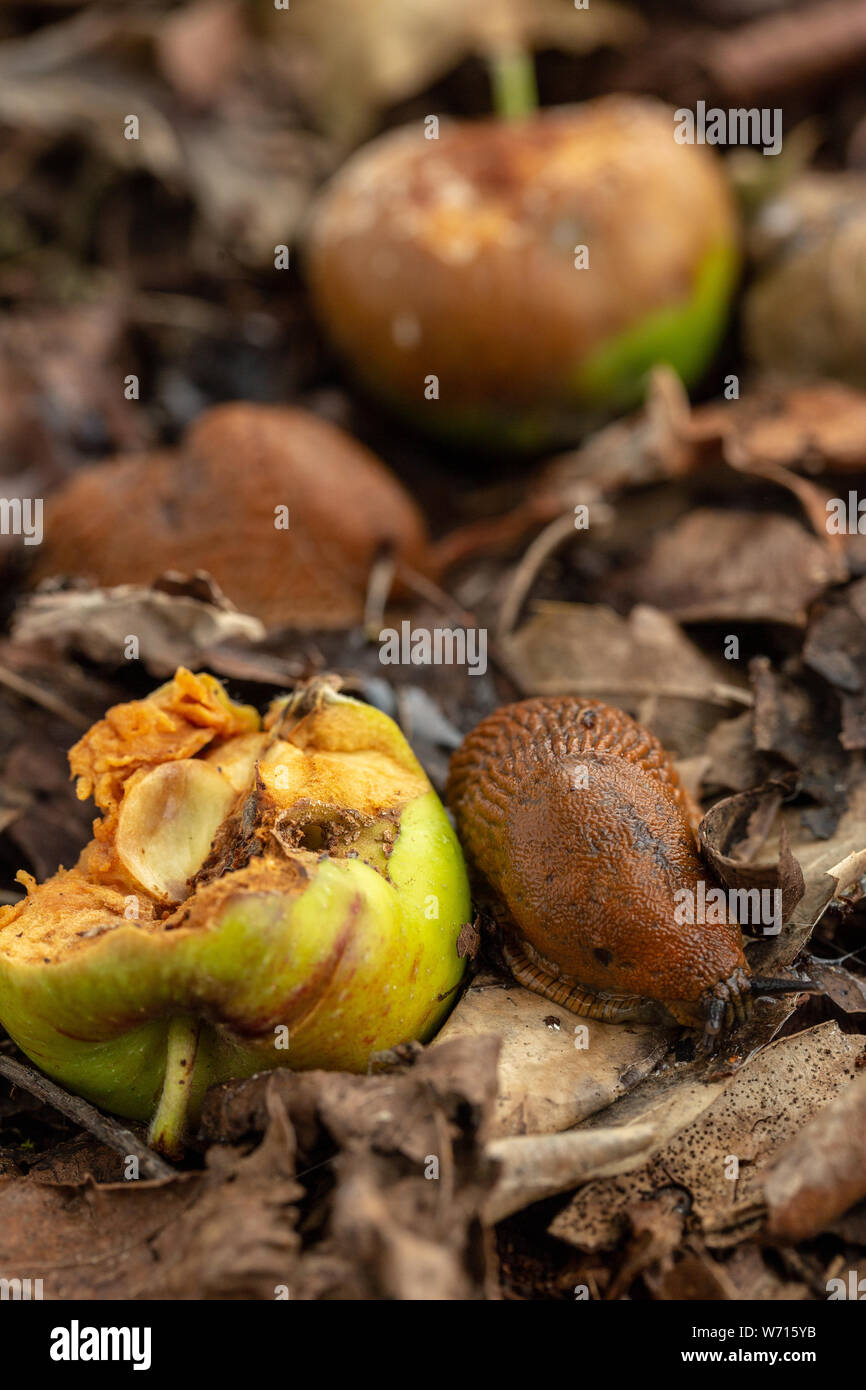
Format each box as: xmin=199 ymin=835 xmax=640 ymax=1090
xmin=446 ymin=698 xmax=747 ymax=1021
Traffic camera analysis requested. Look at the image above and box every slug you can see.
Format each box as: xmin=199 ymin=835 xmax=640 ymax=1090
xmin=446 ymin=697 xmax=807 ymax=1045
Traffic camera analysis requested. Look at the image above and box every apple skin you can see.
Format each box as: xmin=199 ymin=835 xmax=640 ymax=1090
xmin=307 ymin=96 xmax=740 ymax=449
xmin=0 ymin=681 xmax=470 ymax=1130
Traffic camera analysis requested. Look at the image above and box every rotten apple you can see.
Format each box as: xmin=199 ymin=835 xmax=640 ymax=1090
xmin=0 ymin=670 xmax=469 ymax=1155
xmin=307 ymin=96 xmax=740 ymax=448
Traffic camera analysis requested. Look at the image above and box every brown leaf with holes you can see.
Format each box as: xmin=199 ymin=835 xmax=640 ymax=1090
xmin=550 ymin=1023 xmax=864 ymax=1254
xmin=765 ymin=1067 xmax=866 ymax=1241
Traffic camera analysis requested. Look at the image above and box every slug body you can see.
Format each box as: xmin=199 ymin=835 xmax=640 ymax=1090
xmin=447 ymin=698 xmax=751 ymax=1039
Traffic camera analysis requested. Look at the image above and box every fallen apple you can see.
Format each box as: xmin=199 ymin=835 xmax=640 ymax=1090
xmin=0 ymin=669 xmax=469 ymax=1155
xmin=307 ymin=95 xmax=740 ymax=449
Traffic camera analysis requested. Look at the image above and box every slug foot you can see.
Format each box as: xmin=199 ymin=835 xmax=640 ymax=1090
xmin=503 ymin=939 xmax=654 ymax=1023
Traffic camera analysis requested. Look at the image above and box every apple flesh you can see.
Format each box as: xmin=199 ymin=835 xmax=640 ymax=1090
xmin=0 ymin=672 xmax=470 ymax=1155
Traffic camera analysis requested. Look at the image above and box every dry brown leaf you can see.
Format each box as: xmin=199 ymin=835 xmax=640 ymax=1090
xmin=0 ymin=1037 xmax=500 ymax=1300
xmin=12 ymin=575 xmax=265 ymax=677
xmin=0 ymin=9 xmax=330 ymax=263
xmin=765 ymin=1066 xmax=866 ymax=1241
xmin=719 ymin=381 xmax=866 ymax=475
xmin=535 ymin=365 xmax=697 ymax=507
xmin=617 ymin=510 xmax=845 ymax=626
xmin=803 ymin=957 xmax=866 ymax=1016
xmin=701 ymin=710 xmax=768 ymax=797
xmin=803 ymin=578 xmax=866 ymax=750
xmin=434 ymin=972 xmax=670 ymax=1137
xmin=550 ymin=1022 xmax=864 ymax=1253
xmin=750 ymin=655 xmax=859 ymax=837
xmin=500 ymin=601 xmax=747 ymax=758
xmin=0 ymin=304 xmax=147 ymax=482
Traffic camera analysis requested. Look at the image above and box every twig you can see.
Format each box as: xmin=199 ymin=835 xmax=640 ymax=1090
xmin=706 ymin=0 xmax=866 ymax=99
xmin=130 ymin=291 xmax=233 ymax=335
xmin=0 ymin=663 xmax=90 ymax=729
xmin=497 ymin=510 xmax=582 ymax=640
xmin=484 ymin=1123 xmax=658 ymax=1224
xmin=397 ymin=561 xmax=480 ymax=631
xmin=363 ymin=549 xmax=397 ymax=641
xmin=0 ymin=1051 xmax=175 ymax=1180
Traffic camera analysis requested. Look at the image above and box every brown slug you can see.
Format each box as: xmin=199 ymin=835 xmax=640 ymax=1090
xmin=446 ymin=697 xmax=808 ymax=1046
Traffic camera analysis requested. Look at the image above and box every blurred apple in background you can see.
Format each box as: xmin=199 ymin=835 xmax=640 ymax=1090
xmin=307 ymin=96 xmax=740 ymax=450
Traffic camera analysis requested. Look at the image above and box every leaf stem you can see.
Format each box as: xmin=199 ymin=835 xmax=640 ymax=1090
xmin=148 ymin=1015 xmax=201 ymax=1159
xmin=488 ymin=47 xmax=538 ymax=121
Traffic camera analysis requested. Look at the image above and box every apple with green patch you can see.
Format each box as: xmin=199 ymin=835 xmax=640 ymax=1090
xmin=0 ymin=671 xmax=469 ymax=1156
xmin=307 ymin=93 xmax=739 ymax=450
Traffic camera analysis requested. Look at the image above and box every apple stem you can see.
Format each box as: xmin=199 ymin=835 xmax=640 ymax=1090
xmin=488 ymin=47 xmax=538 ymax=121
xmin=148 ymin=1015 xmax=201 ymax=1160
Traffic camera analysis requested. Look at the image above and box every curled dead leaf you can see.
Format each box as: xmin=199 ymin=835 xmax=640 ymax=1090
xmin=12 ymin=574 xmax=265 ymax=677
xmin=699 ymin=777 xmax=806 ymax=929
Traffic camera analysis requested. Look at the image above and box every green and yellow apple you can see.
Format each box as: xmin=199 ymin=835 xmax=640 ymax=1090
xmin=0 ymin=670 xmax=469 ymax=1155
xmin=307 ymin=95 xmax=740 ymax=450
